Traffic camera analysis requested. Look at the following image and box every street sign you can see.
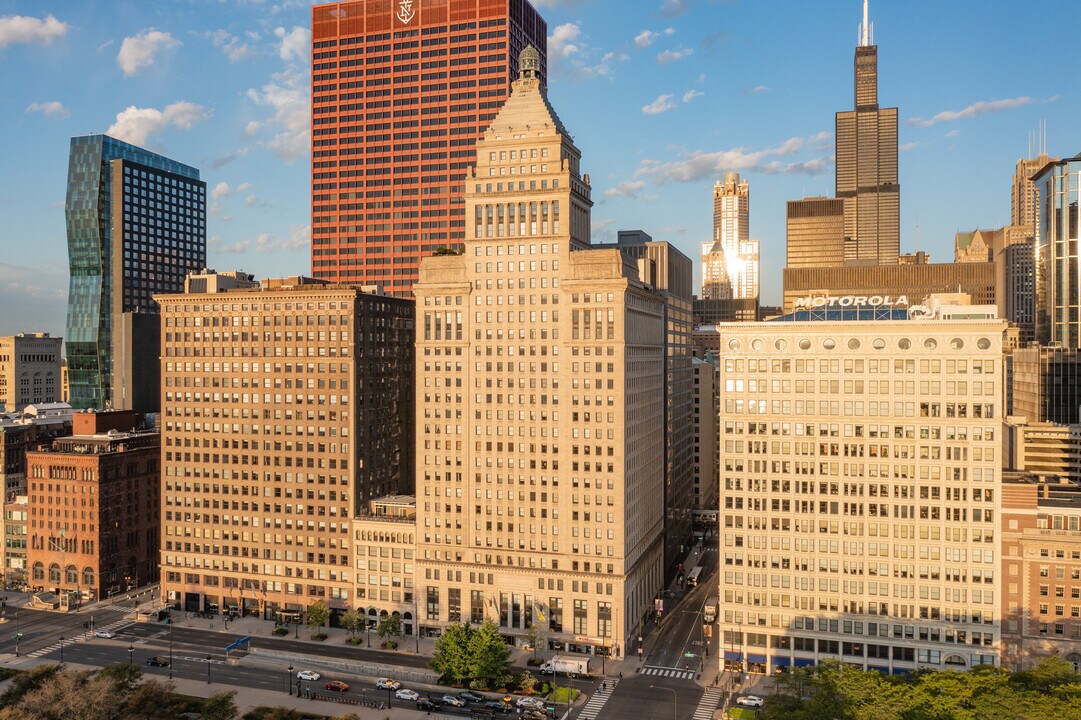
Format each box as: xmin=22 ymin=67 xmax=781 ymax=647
xmin=684 ymin=652 xmax=696 ymax=658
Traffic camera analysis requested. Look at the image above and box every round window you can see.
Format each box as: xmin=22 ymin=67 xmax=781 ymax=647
xmin=798 ymin=339 xmax=812 ymax=350
xmin=823 ymin=338 xmax=836 ymax=350
xmin=775 ymin=339 xmax=788 ymax=351
xmin=950 ymin=338 xmax=965 ymax=350
xmin=977 ymin=338 xmax=991 ymax=350
xmin=751 ymin=339 xmax=765 ymax=351
xmin=848 ymin=338 xmax=861 ymax=350
xmin=924 ymin=338 xmax=937 ymax=350
xmin=728 ymin=339 xmax=741 ymax=351
xmin=872 ymin=338 xmax=886 ymax=350
xmin=898 ymin=338 xmax=911 ymax=350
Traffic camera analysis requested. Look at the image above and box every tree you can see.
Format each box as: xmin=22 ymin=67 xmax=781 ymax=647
xmin=377 ymin=614 xmax=402 ymax=641
xmin=200 ymin=691 xmax=239 ymax=720
xmin=431 ymin=623 xmax=475 ymax=685
xmin=433 ymin=245 xmax=462 ymax=256
xmin=306 ymin=600 xmax=330 ymax=634
xmin=468 ymin=621 xmax=512 ymax=685
xmin=7 ymin=669 xmax=117 ymax=720
xmin=123 ymin=679 xmax=182 ymax=720
xmin=98 ymin=663 xmax=142 ymax=695
xmin=0 ymin=664 xmax=62 ymax=707
xmin=340 ymin=608 xmax=365 ymax=642
xmin=524 ymin=623 xmax=544 ymax=661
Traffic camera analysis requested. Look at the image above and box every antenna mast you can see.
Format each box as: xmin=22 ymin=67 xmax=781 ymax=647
xmin=859 ymin=0 xmax=873 ymax=46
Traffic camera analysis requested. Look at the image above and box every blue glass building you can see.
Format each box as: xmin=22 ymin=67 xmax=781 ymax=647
xmin=1034 ymin=153 xmax=1081 ymax=348
xmin=65 ymin=135 xmax=206 ymax=410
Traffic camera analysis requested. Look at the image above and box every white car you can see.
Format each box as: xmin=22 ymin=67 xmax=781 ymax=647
xmin=442 ymin=694 xmax=467 ymax=707
xmin=296 ymin=670 xmax=321 ymax=681
xmin=375 ymin=678 xmax=401 ymax=691
xmin=517 ymin=697 xmax=546 ymax=710
xmin=395 ymin=689 xmax=419 ymax=701
xmin=93 ymin=630 xmax=114 ymax=639
xmin=736 ymin=695 xmax=764 ymax=708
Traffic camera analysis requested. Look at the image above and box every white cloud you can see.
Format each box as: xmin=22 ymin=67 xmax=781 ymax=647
xmin=899 ymin=141 xmax=920 ymax=152
xmin=214 ymin=224 xmax=310 ymax=255
xmin=634 ymin=27 xmax=674 ymax=49
xmin=211 ymin=182 xmax=232 ymax=200
xmin=117 ymin=30 xmax=181 ymax=76
xmin=207 ymin=29 xmax=257 ymax=61
xmin=657 ymin=47 xmax=693 ymax=64
xmin=274 ymin=26 xmax=309 ymax=63
xmin=548 ymin=23 xmax=582 ymax=62
xmin=660 ymin=0 xmax=689 ymax=17
xmin=742 ymin=85 xmax=770 ymax=95
xmin=106 ymin=101 xmax=211 ymax=146
xmin=246 ymin=67 xmax=310 ymax=162
xmin=0 ymin=14 xmax=68 ymax=49
xmin=604 ymin=180 xmax=647 ymax=199
xmin=682 ymin=90 xmax=703 ymax=103
xmin=945 ymin=129 xmax=961 ymax=138
xmin=907 ymin=96 xmax=1034 ymax=127
xmin=642 ymin=94 xmax=676 ymax=116
xmin=26 ymin=101 xmax=69 ymax=119
xmin=635 ymin=133 xmax=832 ymax=183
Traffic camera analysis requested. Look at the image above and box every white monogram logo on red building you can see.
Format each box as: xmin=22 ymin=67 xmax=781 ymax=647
xmin=397 ymin=0 xmax=416 ymax=24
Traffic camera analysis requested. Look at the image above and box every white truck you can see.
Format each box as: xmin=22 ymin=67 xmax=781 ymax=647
xmin=703 ymin=597 xmax=719 ymax=624
xmin=539 ymin=655 xmax=593 ymax=677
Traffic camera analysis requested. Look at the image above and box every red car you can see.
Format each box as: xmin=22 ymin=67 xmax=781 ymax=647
xmin=324 ymin=680 xmax=350 ymax=692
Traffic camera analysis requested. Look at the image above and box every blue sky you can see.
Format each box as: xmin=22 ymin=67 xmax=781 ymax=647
xmin=1 ymin=0 xmax=1077 ymax=336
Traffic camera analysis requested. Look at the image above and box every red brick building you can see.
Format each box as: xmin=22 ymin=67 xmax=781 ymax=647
xmin=310 ymin=0 xmax=548 ymax=295
xmin=25 ymin=410 xmax=159 ymax=601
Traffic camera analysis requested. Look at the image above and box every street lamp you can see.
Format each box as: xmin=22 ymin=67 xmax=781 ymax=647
xmin=168 ymin=622 xmax=174 ymax=679
xmin=287 ymin=665 xmax=293 ymax=695
xmin=206 ymin=654 xmax=212 ymax=684
xmin=413 ymin=596 xmax=420 ymax=653
xmin=127 ymin=644 xmax=134 ymax=666
xmin=294 ymin=615 xmax=299 ymax=639
xmin=59 ymin=635 xmax=64 ymax=663
xmin=650 ymin=685 xmax=677 ymax=720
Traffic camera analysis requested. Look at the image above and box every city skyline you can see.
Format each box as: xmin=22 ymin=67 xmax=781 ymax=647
xmin=2 ymin=0 xmax=1079 ymax=335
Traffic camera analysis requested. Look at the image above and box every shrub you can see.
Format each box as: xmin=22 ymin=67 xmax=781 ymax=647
xmin=346 ymin=637 xmax=363 ymax=645
xmin=272 ymin=627 xmax=289 ymax=637
xmin=310 ymin=632 xmax=327 ymax=641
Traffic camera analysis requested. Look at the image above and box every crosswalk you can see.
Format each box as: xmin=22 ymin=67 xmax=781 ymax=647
xmin=640 ymin=665 xmax=696 ymax=680
xmin=691 ymin=687 xmax=725 ymax=720
xmin=575 ymin=678 xmax=619 ymax=720
xmin=26 ymin=619 xmax=133 ymax=659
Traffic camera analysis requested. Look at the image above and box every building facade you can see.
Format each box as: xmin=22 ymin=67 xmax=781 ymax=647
xmin=717 ymin=306 xmax=1005 ymax=674
xmin=955 ymin=230 xmax=992 ymax=264
xmin=692 ymin=357 xmax=718 ymax=514
xmin=785 ymin=198 xmax=845 ymax=270
xmin=352 ymin=495 xmax=418 ymax=636
xmin=1005 ymin=422 xmax=1081 ymax=481
xmin=782 ymin=261 xmax=995 ymax=313
xmin=65 ymin=134 xmax=206 ymax=412
xmin=835 ymin=3 xmax=899 ymax=266
xmin=156 ymin=277 xmax=414 ymax=620
xmin=1008 ymin=345 xmax=1081 ymax=425
xmin=25 ymin=410 xmax=159 ymax=601
xmin=0 ymin=334 xmax=63 ymax=412
xmin=1034 ymin=153 xmax=1081 ymax=347
xmin=309 ymin=0 xmax=548 ymax=295
xmin=702 ymin=173 xmax=758 ymax=300
xmin=412 ymin=50 xmax=666 ymax=657
xmin=1000 ymin=475 xmax=1081 ymax=671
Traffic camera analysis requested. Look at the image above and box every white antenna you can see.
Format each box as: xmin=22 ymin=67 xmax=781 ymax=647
xmin=859 ymin=0 xmax=874 ymax=46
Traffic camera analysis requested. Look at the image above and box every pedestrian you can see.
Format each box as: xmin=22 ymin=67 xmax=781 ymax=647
xmin=619 ymin=672 xmax=623 ymax=679
xmin=601 ymin=681 xmax=606 ymax=692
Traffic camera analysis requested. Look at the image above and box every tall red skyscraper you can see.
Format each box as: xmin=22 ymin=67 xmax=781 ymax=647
xmin=311 ymin=0 xmax=548 ymax=295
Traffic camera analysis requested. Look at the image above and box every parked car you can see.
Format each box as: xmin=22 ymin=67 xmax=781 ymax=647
xmin=459 ymin=691 xmax=486 ymax=703
xmin=521 ymin=710 xmax=550 ymax=720
xmin=442 ymin=694 xmax=467 ymax=707
xmin=483 ymin=700 xmax=513 ymax=714
xmin=296 ymin=670 xmax=320 ymax=681
xmin=145 ymin=656 xmax=170 ymax=667
xmin=417 ymin=700 xmax=439 ymax=711
xmin=423 ymin=695 xmax=444 ymax=708
xmin=395 ymin=688 xmax=419 ymax=701
xmin=375 ymin=678 xmax=400 ymax=690
xmin=93 ymin=630 xmax=114 ymax=639
xmin=736 ymin=695 xmax=765 ymax=708
xmin=517 ymin=697 xmax=546 ymax=711
xmin=324 ymin=680 xmax=350 ymax=692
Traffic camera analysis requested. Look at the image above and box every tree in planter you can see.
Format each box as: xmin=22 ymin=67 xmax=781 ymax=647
xmin=340 ymin=608 xmax=365 ymax=644
xmin=524 ymin=623 xmax=544 ymax=662
xmin=468 ymin=621 xmax=512 ymax=687
xmin=515 ymin=671 xmax=538 ymax=695
xmin=377 ymin=614 xmax=403 ymax=647
xmin=306 ymin=600 xmax=330 ymax=639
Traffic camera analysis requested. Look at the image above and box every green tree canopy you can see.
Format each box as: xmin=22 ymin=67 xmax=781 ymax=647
xmin=305 ymin=600 xmax=330 ymax=631
xmin=430 ymin=621 xmax=511 ymax=687
xmin=339 ymin=608 xmax=365 ymax=639
xmin=377 ymin=614 xmax=402 ymax=639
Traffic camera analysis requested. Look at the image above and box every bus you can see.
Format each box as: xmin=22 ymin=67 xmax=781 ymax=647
xmin=686 ymin=566 xmax=703 ymax=588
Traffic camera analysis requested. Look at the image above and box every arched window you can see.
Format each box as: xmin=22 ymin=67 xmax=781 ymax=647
xmin=48 ymin=563 xmax=61 ymax=583
xmin=1067 ymin=653 xmax=1081 ymax=673
xmin=944 ymin=655 xmax=967 ymax=668
xmin=65 ymin=565 xmax=78 ymax=584
xmin=83 ymin=567 xmax=96 ymax=587
xmin=32 ymin=562 xmax=44 ymax=581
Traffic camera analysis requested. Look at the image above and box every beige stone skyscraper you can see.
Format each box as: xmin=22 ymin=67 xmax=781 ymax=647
xmin=702 ymin=173 xmax=758 ymax=300
xmin=156 ymin=274 xmax=414 ymax=619
xmin=412 ymin=47 xmax=666 ymax=658
xmin=835 ymin=1 xmax=899 ymax=265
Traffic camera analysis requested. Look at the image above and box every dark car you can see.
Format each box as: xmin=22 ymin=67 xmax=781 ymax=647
xmin=145 ymin=656 xmax=170 ymax=667
xmin=459 ymin=690 xmax=486 ymax=703
xmin=423 ymin=695 xmax=444 ymax=708
xmin=417 ymin=700 xmax=439 ymax=711
xmin=484 ymin=700 xmax=513 ymax=714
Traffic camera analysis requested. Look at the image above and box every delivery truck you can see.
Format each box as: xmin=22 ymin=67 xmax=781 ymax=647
xmin=703 ymin=597 xmax=719 ymax=624
xmin=539 ymin=655 xmax=593 ymax=677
